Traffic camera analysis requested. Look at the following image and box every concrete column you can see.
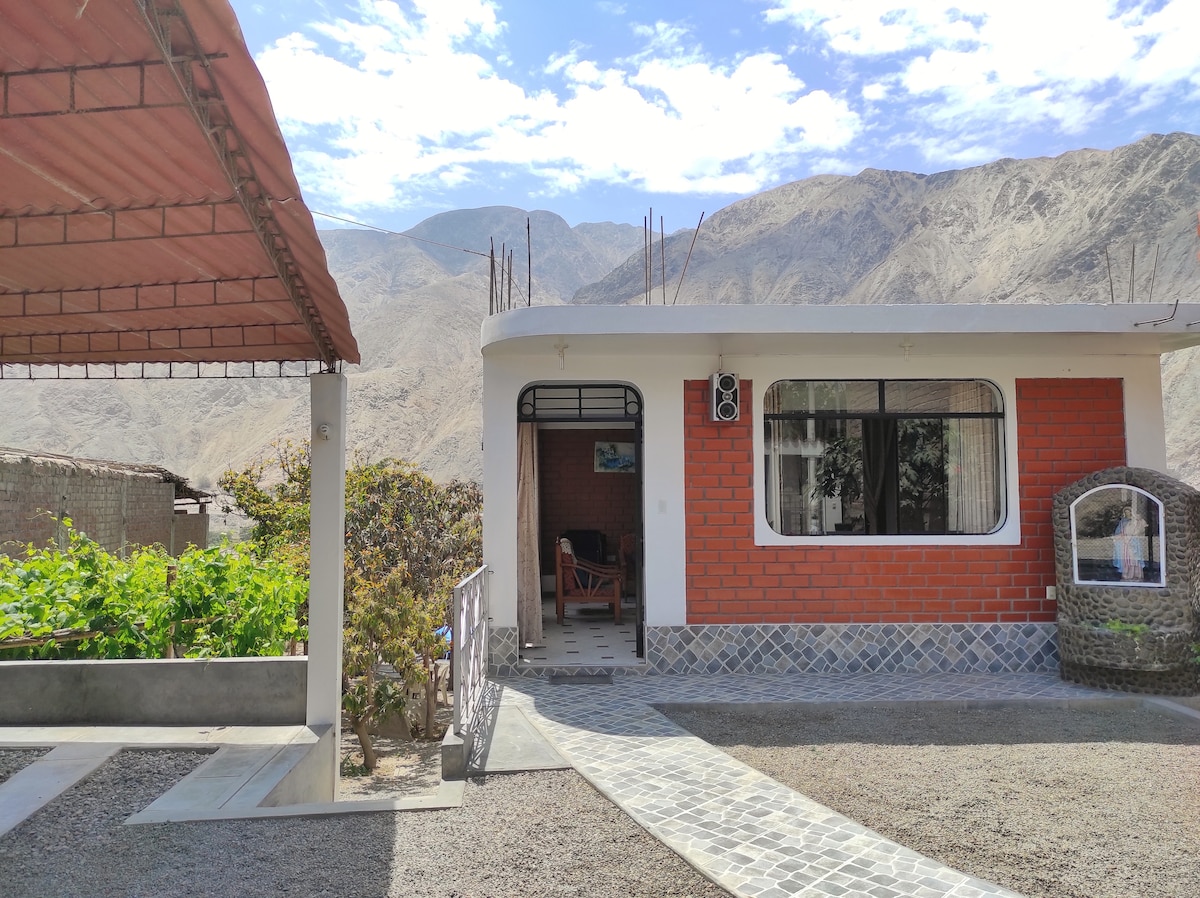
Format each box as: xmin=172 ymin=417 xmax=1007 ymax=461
xmin=307 ymin=372 xmax=347 ymax=796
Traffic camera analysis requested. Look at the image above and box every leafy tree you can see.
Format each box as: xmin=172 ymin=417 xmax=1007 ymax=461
xmin=218 ymin=440 xmax=311 ymax=572
xmin=896 ymin=419 xmax=948 ymax=532
xmin=816 ymin=419 xmax=948 ymax=533
xmin=816 ymin=432 xmax=864 ymax=508
xmin=220 ymin=445 xmax=482 ymax=770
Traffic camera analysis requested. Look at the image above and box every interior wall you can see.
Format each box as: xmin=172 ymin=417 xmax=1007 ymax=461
xmin=538 ymin=427 xmax=640 ymax=574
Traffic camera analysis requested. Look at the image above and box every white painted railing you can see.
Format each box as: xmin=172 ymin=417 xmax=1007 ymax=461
xmin=452 ymin=564 xmax=489 ymax=737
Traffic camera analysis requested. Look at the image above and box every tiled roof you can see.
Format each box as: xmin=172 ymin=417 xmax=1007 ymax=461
xmin=0 ymin=0 xmax=360 ymax=367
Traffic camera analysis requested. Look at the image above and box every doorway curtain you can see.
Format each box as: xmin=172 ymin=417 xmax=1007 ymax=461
xmin=517 ymin=421 xmax=543 ymax=647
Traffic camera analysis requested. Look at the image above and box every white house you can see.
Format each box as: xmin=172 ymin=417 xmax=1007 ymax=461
xmin=481 ymin=303 xmax=1200 ymax=676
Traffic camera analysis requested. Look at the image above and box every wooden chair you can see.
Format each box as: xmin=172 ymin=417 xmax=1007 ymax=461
xmin=555 ymin=537 xmax=622 ymax=625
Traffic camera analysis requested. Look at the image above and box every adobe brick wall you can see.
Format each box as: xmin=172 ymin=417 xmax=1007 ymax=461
xmin=0 ymin=452 xmax=201 ymax=556
xmin=683 ymin=377 xmax=1127 ymax=625
xmin=171 ymin=511 xmax=209 ymax=554
xmin=539 ymin=427 xmax=639 ymax=571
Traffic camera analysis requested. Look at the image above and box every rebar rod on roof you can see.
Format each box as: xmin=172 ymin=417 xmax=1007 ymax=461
xmin=488 ymin=239 xmax=495 ymax=316
xmin=672 ymin=212 xmax=704 ymax=305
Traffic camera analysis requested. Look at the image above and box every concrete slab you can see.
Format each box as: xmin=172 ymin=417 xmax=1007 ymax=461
xmin=0 ymin=721 xmax=464 ymax=828
xmin=127 ymin=779 xmax=467 ymax=824
xmin=187 ymin=744 xmax=278 ymax=779
xmin=226 ymin=741 xmax=320 ymax=809
xmin=0 ymin=724 xmax=310 ymax=748
xmin=135 ymin=734 xmax=324 ymax=814
xmin=142 ymin=772 xmax=249 ymax=812
xmin=210 ymin=725 xmax=311 ymax=745
xmin=29 ymin=740 xmax=122 ymax=761
xmin=0 ymin=725 xmax=93 ymax=746
xmin=0 ymin=743 xmax=120 ymax=837
xmin=470 ymin=704 xmax=569 ymax=774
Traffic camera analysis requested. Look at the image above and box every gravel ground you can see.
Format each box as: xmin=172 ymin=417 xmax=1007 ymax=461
xmin=0 ymin=749 xmax=48 ymax=785
xmin=663 ymin=701 xmax=1200 ymax=898
xmin=0 ymin=756 xmax=728 ymax=898
xmin=5 ymin=701 xmax=1200 ymax=898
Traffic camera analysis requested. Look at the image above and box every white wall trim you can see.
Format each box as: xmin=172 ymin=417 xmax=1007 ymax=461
xmin=482 ymin=343 xmax=1167 ymax=629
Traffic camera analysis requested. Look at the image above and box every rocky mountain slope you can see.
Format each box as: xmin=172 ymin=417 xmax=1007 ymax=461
xmin=1 ymin=135 xmax=1198 ymax=490
xmin=0 ymin=208 xmax=642 ymax=489
xmin=577 ymin=132 xmax=1200 ymax=309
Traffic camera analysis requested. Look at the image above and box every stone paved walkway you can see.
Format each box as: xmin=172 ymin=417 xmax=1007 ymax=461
xmin=484 ymin=671 xmax=1120 ymax=898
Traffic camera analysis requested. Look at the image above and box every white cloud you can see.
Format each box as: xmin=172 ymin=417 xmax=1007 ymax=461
xmin=255 ymin=0 xmax=1200 ymax=221
xmin=761 ymin=0 xmax=1200 ymax=164
xmin=515 ymin=51 xmax=859 ymax=195
xmin=256 ymin=0 xmax=861 ymax=212
xmin=861 ymin=82 xmax=887 ymax=101
xmin=763 ymin=0 xmax=986 ymax=55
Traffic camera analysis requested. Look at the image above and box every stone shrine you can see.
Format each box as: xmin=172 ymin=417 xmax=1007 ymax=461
xmin=1053 ymin=467 xmax=1200 ymax=694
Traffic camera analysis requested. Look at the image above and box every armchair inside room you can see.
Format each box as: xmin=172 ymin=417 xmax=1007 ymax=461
xmin=554 ymin=536 xmax=623 ymax=625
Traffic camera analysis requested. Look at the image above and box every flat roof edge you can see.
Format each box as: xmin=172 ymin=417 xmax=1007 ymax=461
xmin=481 ymin=303 xmax=1200 ymax=352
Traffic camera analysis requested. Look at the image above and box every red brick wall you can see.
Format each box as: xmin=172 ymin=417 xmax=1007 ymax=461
xmin=684 ymin=377 xmax=1127 ymax=624
xmin=539 ymin=428 xmax=639 ymax=571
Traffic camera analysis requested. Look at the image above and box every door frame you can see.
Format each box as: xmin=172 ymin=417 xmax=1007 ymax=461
xmin=517 ymin=382 xmax=645 ymax=656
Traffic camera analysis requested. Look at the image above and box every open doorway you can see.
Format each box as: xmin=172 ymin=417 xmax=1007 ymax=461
xmin=516 ymin=383 xmax=644 ymax=666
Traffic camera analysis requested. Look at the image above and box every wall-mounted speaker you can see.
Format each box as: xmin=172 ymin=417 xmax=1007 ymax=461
xmin=710 ymin=372 xmax=740 ymax=422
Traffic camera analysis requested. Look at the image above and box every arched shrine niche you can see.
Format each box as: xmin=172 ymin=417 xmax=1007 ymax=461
xmin=1069 ymin=486 xmax=1164 ymax=587
xmin=1052 ymin=467 xmax=1200 ymax=695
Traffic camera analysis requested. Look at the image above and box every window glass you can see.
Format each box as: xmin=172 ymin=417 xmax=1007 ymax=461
xmin=1070 ymin=486 xmax=1164 ymax=587
xmin=884 ymin=380 xmax=1000 ymax=414
xmin=764 ymin=380 xmax=1004 ymax=536
xmin=769 ymin=381 xmax=880 ymax=414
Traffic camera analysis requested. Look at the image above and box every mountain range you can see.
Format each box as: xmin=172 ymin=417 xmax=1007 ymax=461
xmin=2 ymin=131 xmax=1199 ymax=495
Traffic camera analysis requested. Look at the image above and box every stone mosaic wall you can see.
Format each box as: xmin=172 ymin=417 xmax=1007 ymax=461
xmin=488 ymin=626 xmax=520 ymax=675
xmin=1053 ymin=466 xmax=1200 ymax=695
xmin=492 ymin=622 xmax=1058 ymax=677
xmin=645 ymin=622 xmax=1058 ymax=675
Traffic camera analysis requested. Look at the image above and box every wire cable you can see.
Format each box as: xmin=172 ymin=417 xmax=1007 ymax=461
xmin=310 ymin=209 xmax=490 ymax=258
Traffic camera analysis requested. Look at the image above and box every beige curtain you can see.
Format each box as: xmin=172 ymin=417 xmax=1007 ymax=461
xmin=516 ymin=422 xmax=543 ymax=647
xmin=947 ymin=382 xmax=997 ymax=533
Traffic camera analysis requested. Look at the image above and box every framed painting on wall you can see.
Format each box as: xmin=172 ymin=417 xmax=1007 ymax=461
xmin=594 ymin=441 xmax=636 ymax=473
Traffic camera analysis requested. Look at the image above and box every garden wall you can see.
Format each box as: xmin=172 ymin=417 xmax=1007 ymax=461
xmin=0 ymin=657 xmax=307 ymax=726
xmin=0 ymin=448 xmax=208 ymax=556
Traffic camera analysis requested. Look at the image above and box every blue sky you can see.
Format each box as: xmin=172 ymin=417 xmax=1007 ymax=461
xmin=232 ymin=0 xmax=1200 ymax=233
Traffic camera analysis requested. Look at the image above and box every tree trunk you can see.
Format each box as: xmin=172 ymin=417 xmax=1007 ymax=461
xmin=349 ymin=713 xmax=377 ymax=771
xmin=424 ymin=667 xmax=438 ymax=738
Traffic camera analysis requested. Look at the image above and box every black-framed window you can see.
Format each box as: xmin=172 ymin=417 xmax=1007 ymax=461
xmin=764 ymin=380 xmax=1005 ymax=536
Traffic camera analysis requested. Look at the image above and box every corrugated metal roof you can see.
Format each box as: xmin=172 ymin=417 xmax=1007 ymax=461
xmin=0 ymin=0 xmax=360 ymax=367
